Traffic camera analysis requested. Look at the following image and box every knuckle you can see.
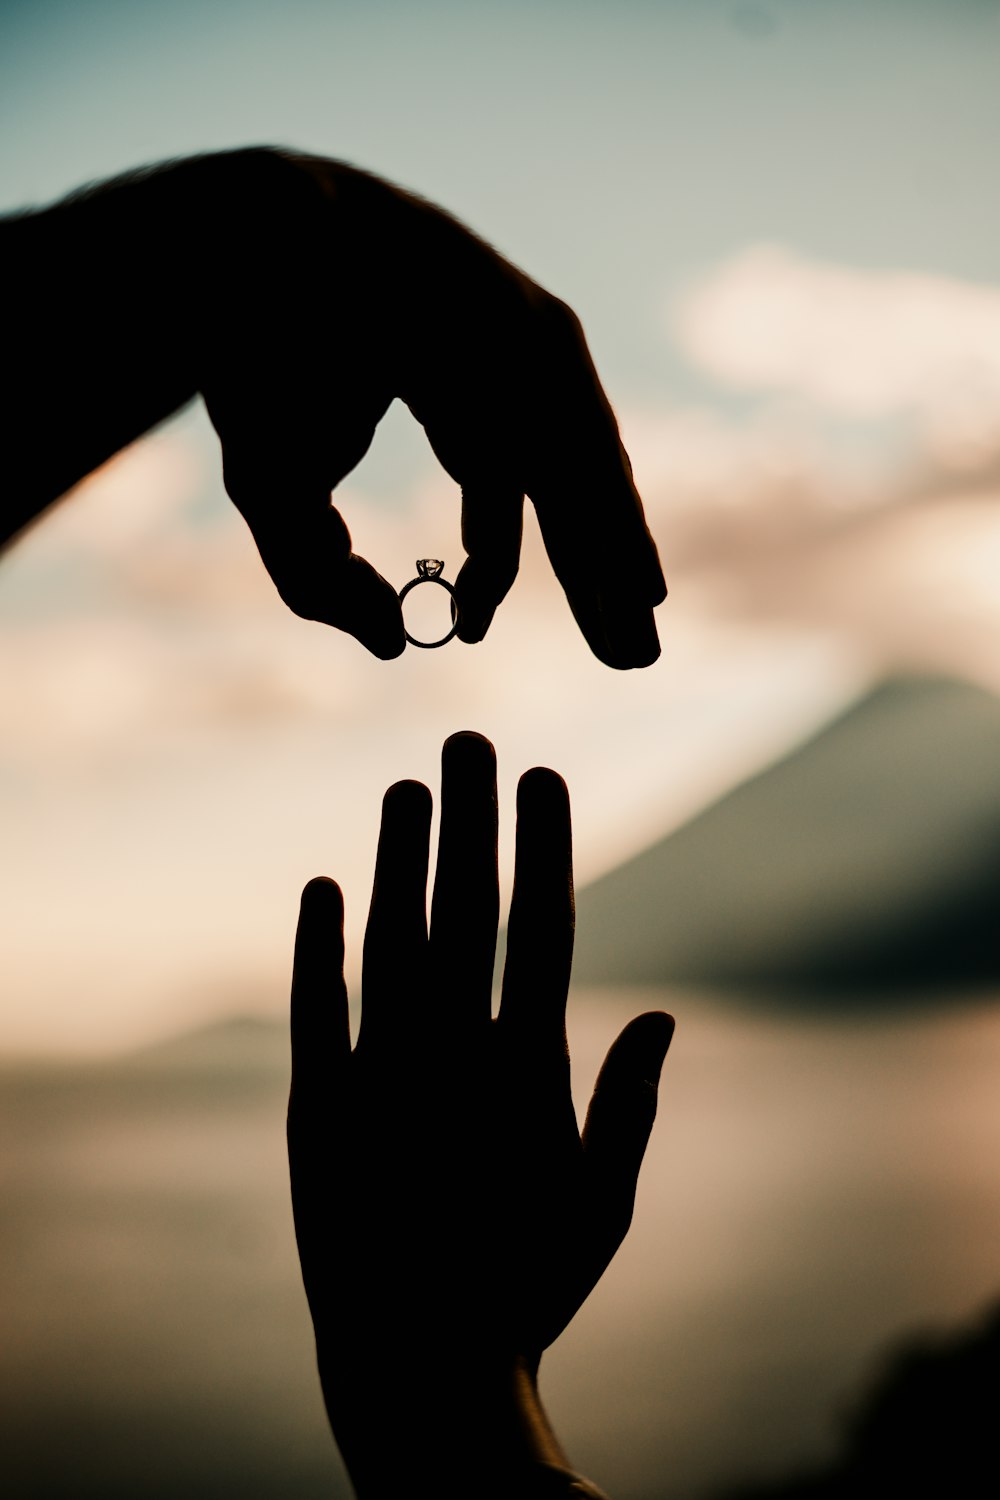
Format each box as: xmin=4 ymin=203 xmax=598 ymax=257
xmin=541 ymin=293 xmax=585 ymax=345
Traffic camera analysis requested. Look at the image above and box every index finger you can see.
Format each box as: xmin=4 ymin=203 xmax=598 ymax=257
xmin=221 ymin=445 xmax=406 ymax=662
xmin=206 ymin=328 xmax=406 ymax=660
xmin=428 ymin=731 xmax=500 ymax=1033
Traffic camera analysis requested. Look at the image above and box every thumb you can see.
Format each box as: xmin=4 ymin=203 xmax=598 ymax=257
xmin=250 ymin=502 xmax=405 ymax=660
xmin=213 ymin=383 xmax=405 ymax=659
xmin=225 ymin=455 xmax=405 ymax=659
xmin=582 ymin=1011 xmax=674 ymax=1234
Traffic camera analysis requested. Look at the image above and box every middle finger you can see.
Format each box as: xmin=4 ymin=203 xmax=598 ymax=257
xmin=428 ymin=731 xmax=500 ymax=1032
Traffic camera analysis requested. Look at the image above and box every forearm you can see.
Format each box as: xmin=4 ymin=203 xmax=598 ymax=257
xmin=0 ymin=147 xmax=342 ymax=550
xmin=0 ymin=166 xmax=200 ymax=546
xmin=317 ymin=1348 xmax=609 ymax=1499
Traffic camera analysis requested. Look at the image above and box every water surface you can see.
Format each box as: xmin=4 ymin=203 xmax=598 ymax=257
xmin=2 ymin=990 xmax=998 ymax=1499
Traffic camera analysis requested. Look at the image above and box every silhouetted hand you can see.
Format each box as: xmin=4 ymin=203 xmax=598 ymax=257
xmin=287 ymin=731 xmax=673 ymax=1496
xmin=3 ymin=149 xmax=665 ymax=666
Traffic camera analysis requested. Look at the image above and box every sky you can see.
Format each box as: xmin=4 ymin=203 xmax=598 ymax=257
xmin=4 ymin=0 xmax=1000 ymax=1050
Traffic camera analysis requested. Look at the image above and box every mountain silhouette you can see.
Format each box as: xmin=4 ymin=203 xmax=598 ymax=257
xmin=572 ymin=676 xmax=1000 ymax=996
xmin=715 ymin=1298 xmax=1000 ymax=1499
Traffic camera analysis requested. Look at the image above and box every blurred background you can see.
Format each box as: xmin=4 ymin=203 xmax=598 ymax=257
xmin=2 ymin=1 xmax=1000 ymax=1496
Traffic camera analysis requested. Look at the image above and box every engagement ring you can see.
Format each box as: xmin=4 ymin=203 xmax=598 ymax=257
xmin=398 ymin=559 xmax=460 ymax=649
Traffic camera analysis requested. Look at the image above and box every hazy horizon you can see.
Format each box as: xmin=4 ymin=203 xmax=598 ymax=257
xmin=3 ymin=986 xmax=998 ymax=1498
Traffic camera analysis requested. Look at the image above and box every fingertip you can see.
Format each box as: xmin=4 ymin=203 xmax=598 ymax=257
xmin=300 ymin=535 xmax=406 ymax=659
xmin=619 ymin=607 xmax=662 ymax=669
xmin=441 ymin=729 xmax=498 ymax=770
xmin=452 ymin=575 xmax=493 ymax=644
xmin=453 ymin=556 xmax=516 ymax=645
xmin=640 ymin=1009 xmax=675 ymax=1043
xmin=517 ymin=765 xmax=570 ymax=813
xmin=290 ymin=878 xmax=351 ymax=1082
xmin=369 ymin=629 xmax=407 ymax=661
xmin=511 ymin=768 xmax=573 ymax=910
xmin=630 ymin=1010 xmax=675 ymax=1084
xmin=455 ymin=606 xmax=495 ymax=646
xmin=600 ymin=606 xmax=662 ymax=671
xmin=341 ymin=557 xmax=406 ymax=659
xmin=564 ymin=585 xmax=662 ymax=670
xmin=292 ymin=878 xmax=346 ymax=1030
xmin=276 ymin=547 xmax=406 ymax=658
xmin=246 ymin=499 xmax=406 ymax=657
xmin=300 ymin=875 xmax=344 ymax=919
xmin=382 ymin=778 xmax=433 ymax=826
xmin=438 ymin=736 xmax=499 ymax=843
xmin=519 ymin=764 xmax=567 ymax=790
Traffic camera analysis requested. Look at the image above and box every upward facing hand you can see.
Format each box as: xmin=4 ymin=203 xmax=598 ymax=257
xmin=287 ymin=732 xmax=673 ymax=1496
xmin=4 ymin=150 xmax=665 ymax=666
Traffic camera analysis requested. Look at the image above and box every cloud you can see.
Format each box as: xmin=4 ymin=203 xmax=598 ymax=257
xmin=671 ymin=246 xmax=1000 ymax=469
xmin=43 ymin=425 xmax=209 ymax=557
xmin=619 ymin=404 xmax=839 ymax=538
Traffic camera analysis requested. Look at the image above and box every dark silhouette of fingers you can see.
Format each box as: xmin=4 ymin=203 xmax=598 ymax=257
xmin=359 ymin=779 xmax=432 ymax=1052
xmin=313 ymin=547 xmax=405 ymax=660
xmin=523 ymin=300 xmax=666 ymax=668
xmin=582 ymin=1011 xmax=674 ymax=1230
xmin=238 ymin=498 xmax=405 ymax=659
xmin=410 ymin=397 xmax=525 ymax=645
xmin=213 ymin=378 xmax=405 ymax=657
xmin=559 ymin=571 xmax=662 ymax=671
xmin=453 ymin=484 xmax=524 ymax=644
xmin=429 ymin=732 xmax=499 ymax=1029
xmin=290 ymin=877 xmax=352 ymax=1113
xmin=498 ymin=767 xmax=574 ymax=1049
xmin=531 ymin=476 xmax=664 ymax=669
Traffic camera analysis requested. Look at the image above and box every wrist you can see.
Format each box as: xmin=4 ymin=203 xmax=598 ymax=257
xmin=316 ymin=1346 xmax=581 ymax=1496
